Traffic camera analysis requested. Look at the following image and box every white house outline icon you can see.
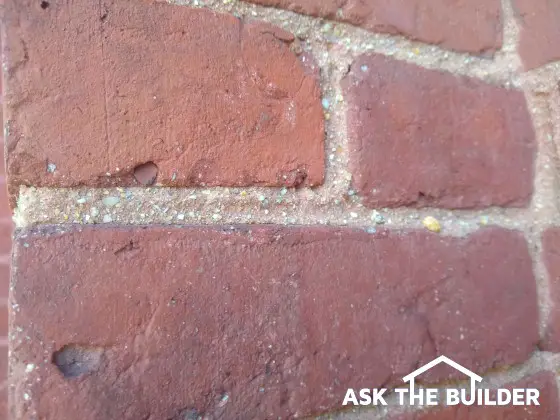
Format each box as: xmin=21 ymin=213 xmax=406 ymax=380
xmin=402 ymin=355 xmax=483 ymax=401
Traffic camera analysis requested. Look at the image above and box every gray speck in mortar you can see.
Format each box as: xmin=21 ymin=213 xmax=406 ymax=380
xmin=102 ymin=196 xmax=120 ymax=207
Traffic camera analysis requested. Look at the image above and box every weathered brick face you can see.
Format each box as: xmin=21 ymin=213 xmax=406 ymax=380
xmin=342 ymin=54 xmax=536 ymax=209
xmin=0 ymin=37 xmax=9 ymax=417
xmin=4 ymin=0 xmax=324 ymax=191
xmin=512 ymin=0 xmax=560 ymax=70
xmin=542 ymin=228 xmax=560 ymax=352
xmin=245 ymin=0 xmax=503 ymax=55
xmin=4 ymin=0 xmax=560 ymax=418
xmin=12 ymin=226 xmax=538 ymax=419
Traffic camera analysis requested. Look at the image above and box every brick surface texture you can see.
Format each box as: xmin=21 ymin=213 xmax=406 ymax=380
xmin=0 ymin=22 xmax=10 ymax=419
xmin=512 ymin=0 xmax=560 ymax=70
xmin=342 ymin=53 xmax=536 ymax=209
xmin=12 ymin=226 xmax=537 ymax=419
xmin=245 ymin=0 xmax=503 ymax=55
xmin=4 ymin=0 xmax=560 ymax=418
xmin=4 ymin=0 xmax=324 ymax=193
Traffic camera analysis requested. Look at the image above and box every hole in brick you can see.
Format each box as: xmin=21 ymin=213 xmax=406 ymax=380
xmin=133 ymin=162 xmax=158 ymax=186
xmin=280 ymin=167 xmax=308 ymax=188
xmin=40 ymin=1 xmax=49 ymax=9
xmin=52 ymin=345 xmax=102 ymax=378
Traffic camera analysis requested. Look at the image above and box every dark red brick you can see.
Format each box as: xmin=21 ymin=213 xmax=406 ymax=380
xmin=342 ymin=54 xmax=535 ymax=209
xmin=11 ymin=226 xmax=538 ymax=419
xmin=246 ymin=0 xmax=502 ymax=54
xmin=512 ymin=0 xmax=560 ymax=70
xmin=391 ymin=371 xmax=559 ymax=420
xmin=541 ymin=228 xmax=560 ymax=351
xmin=4 ymin=0 xmax=324 ymax=196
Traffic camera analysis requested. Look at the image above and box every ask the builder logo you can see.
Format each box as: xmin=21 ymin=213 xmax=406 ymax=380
xmin=343 ymin=356 xmax=540 ymax=407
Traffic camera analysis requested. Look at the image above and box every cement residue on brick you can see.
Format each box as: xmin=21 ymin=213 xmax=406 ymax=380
xmin=168 ymin=0 xmax=554 ymax=88
xmin=13 ymin=0 xmax=560 ymax=238
xmin=522 ymin=90 xmax=560 ymax=338
xmin=14 ymin=186 xmax=556 ymax=239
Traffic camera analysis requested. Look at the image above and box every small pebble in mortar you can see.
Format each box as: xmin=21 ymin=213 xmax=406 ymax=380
xmin=423 ymin=216 xmax=441 ymax=233
xmin=102 ymin=197 xmax=120 ymax=207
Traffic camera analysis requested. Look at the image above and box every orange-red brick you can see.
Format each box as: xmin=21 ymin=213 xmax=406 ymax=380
xmin=4 ymin=0 xmax=324 ymax=195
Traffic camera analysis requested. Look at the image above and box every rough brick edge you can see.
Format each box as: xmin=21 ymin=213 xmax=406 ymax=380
xmin=243 ymin=0 xmax=504 ymax=56
xmin=2 ymin=0 xmax=325 ymax=205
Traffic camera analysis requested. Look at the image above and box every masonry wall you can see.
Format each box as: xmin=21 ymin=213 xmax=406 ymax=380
xmin=3 ymin=0 xmax=560 ymax=419
xmin=0 ymin=2 xmax=11 ymax=413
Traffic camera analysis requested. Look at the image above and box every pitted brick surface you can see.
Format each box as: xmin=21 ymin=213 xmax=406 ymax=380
xmin=4 ymin=0 xmax=324 ymax=195
xmin=11 ymin=226 xmax=538 ymax=419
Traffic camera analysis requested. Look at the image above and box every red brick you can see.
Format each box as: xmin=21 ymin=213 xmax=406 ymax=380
xmin=0 ymin=386 xmax=6 ymax=420
xmin=11 ymin=226 xmax=538 ymax=419
xmin=0 ymin=305 xmax=6 ymax=338
xmin=0 ymin=182 xmax=12 ymax=220
xmin=541 ymin=228 xmax=560 ymax=351
xmin=512 ymin=0 xmax=560 ymax=70
xmin=0 ymin=346 xmax=6 ymax=383
xmin=342 ymin=54 xmax=535 ymax=209
xmin=4 ymin=0 xmax=324 ymax=195
xmin=0 ymin=263 xmax=9 ymax=299
xmin=391 ymin=371 xmax=559 ymax=420
xmin=0 ymin=385 xmax=6 ymax=420
xmin=0 ymin=222 xmax=12 ymax=256
xmin=0 ymin=140 xmax=5 ymax=177
xmin=246 ymin=0 xmax=502 ymax=54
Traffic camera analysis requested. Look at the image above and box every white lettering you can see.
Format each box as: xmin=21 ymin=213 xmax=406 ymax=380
xmin=446 ymin=389 xmax=460 ymax=405
xmin=359 ymin=389 xmax=371 ymax=405
xmin=426 ymin=389 xmax=438 ymax=406
xmin=409 ymin=388 xmax=424 ymax=405
xmin=461 ymin=389 xmax=475 ymax=406
xmin=497 ymin=389 xmax=511 ymax=405
xmin=485 ymin=389 xmax=496 ymax=406
xmin=343 ymin=389 xmax=359 ymax=406
xmin=371 ymin=389 xmax=388 ymax=406
xmin=395 ymin=388 xmax=408 ymax=405
xmin=513 ymin=389 xmax=524 ymax=405
xmin=526 ymin=389 xmax=540 ymax=406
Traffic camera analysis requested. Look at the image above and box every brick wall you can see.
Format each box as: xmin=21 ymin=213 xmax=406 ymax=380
xmin=3 ymin=0 xmax=560 ymax=419
xmin=0 ymin=4 xmax=10 ymax=415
